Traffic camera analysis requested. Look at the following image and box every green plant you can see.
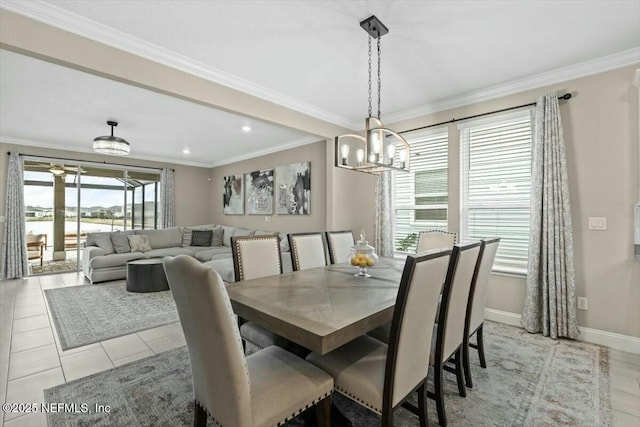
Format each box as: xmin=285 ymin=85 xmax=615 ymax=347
xmin=396 ymin=232 xmax=418 ymax=252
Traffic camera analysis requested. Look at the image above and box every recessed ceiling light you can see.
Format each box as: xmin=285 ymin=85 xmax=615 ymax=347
xmin=182 ymin=148 xmax=190 ymax=154
xmin=242 ymin=125 xmax=251 ymax=132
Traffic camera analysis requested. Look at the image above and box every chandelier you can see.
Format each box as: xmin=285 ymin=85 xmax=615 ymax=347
xmin=93 ymin=121 xmax=131 ymax=156
xmin=335 ymin=15 xmax=410 ymax=174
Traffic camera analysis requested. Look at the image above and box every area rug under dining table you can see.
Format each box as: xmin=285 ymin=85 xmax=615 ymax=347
xmin=44 ymin=321 xmax=613 ymax=426
xmin=44 ymin=281 xmax=179 ymax=350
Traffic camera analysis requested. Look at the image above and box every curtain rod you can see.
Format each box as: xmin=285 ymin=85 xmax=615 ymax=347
xmin=6 ymin=152 xmax=174 ymax=172
xmin=398 ymin=93 xmax=572 ymax=135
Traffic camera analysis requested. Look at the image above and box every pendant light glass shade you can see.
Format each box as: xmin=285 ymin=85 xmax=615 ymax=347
xmin=93 ymin=121 xmax=130 ymax=156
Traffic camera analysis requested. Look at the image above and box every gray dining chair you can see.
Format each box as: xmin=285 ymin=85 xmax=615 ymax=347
xmin=463 ymin=238 xmax=500 ymax=388
xmin=288 ymin=232 xmax=327 ymax=271
xmin=307 ymin=249 xmax=452 ymax=427
xmin=231 ymin=235 xmax=307 ymax=356
xmin=429 ymin=241 xmax=483 ymax=427
xmin=164 ymin=255 xmax=332 ymax=427
xmin=231 ymin=234 xmax=282 ymax=282
xmin=417 ymin=230 xmax=457 ymax=252
xmin=325 ymin=230 xmax=355 ymax=264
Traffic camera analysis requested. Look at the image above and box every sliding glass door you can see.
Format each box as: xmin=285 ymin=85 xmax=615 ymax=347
xmin=23 ymin=159 xmax=161 ymax=275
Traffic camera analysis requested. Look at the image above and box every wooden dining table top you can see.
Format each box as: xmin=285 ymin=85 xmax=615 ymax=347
xmin=226 ymin=257 xmax=407 ymax=355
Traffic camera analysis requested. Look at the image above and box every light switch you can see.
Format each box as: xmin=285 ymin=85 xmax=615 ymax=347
xmin=0 ymin=216 xmax=4 ymax=222
xmin=588 ymin=217 xmax=607 ymax=230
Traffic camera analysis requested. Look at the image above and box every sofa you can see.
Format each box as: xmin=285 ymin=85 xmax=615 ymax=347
xmin=82 ymin=224 xmax=292 ymax=283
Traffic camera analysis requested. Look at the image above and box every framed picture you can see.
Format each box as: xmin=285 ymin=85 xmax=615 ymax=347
xmin=245 ymin=169 xmax=274 ymax=215
xmin=223 ymin=174 xmax=244 ymax=215
xmin=276 ymin=162 xmax=311 ymax=215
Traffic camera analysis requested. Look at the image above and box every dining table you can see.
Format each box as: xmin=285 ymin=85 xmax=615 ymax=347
xmin=226 ymin=256 xmax=407 ymax=355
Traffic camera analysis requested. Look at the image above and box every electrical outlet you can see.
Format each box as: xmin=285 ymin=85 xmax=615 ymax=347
xmin=265 ymin=216 xmax=271 ymax=222
xmin=588 ymin=217 xmax=606 ymax=230
xmin=577 ymin=297 xmax=588 ymax=310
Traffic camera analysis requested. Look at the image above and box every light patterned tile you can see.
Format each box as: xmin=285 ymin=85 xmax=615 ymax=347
xmin=613 ymin=389 xmax=640 ymax=417
xmin=145 ymin=336 xmax=182 ymax=354
xmin=136 ymin=324 xmax=176 ymax=342
xmin=13 ymin=304 xmax=47 ymax=320
xmin=4 ymin=410 xmax=48 ymax=427
xmin=4 ymin=367 xmax=64 ymax=421
xmin=12 ymin=315 xmax=50 ymax=334
xmin=112 ymin=349 xmax=154 ymax=367
xmin=60 ymin=346 xmax=114 ymax=381
xmin=613 ymin=409 xmax=640 ymax=427
xmin=101 ymin=334 xmax=150 ymax=361
xmin=613 ymin=374 xmax=640 ymax=396
xmin=10 ymin=328 xmax=54 ymax=353
xmin=8 ymin=344 xmax=59 ymax=380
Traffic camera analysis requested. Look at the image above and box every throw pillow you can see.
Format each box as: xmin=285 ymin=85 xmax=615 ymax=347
xmin=111 ymin=233 xmax=131 ymax=254
xmin=93 ymin=234 xmax=115 ymax=255
xmin=127 ymin=235 xmax=152 ymax=252
xmin=210 ymin=227 xmax=224 ymax=246
xmin=191 ymin=230 xmax=213 ymax=247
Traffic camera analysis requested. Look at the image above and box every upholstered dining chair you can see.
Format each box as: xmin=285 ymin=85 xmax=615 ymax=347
xmin=417 ymin=230 xmax=457 ymax=252
xmin=231 ymin=234 xmax=282 ymax=282
xmin=325 ymin=230 xmax=355 ymax=264
xmin=463 ymin=238 xmax=500 ymax=388
xmin=429 ymin=241 xmax=484 ymax=427
xmin=164 ymin=255 xmax=332 ymax=427
xmin=231 ymin=234 xmax=306 ymax=356
xmin=26 ymin=233 xmax=47 ymax=266
xmin=307 ymin=249 xmax=452 ymax=427
xmin=288 ymin=232 xmax=327 ymax=271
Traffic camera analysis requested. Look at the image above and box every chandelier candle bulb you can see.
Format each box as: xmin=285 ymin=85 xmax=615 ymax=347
xmin=356 ymin=148 xmax=365 ymax=165
xmin=386 ymin=143 xmax=396 ymax=165
xmin=341 ymin=144 xmax=350 ymax=165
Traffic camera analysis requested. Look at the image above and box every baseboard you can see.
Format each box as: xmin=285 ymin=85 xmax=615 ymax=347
xmin=484 ymin=308 xmax=640 ymax=354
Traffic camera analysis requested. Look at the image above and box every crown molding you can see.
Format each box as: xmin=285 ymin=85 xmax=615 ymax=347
xmin=207 ymin=136 xmax=322 ymax=168
xmin=0 ymin=135 xmax=213 ymax=168
xmin=0 ymin=1 xmax=355 ymax=130
xmin=382 ymin=47 xmax=640 ymax=126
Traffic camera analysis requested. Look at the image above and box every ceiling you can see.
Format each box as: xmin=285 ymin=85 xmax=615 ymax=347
xmin=1 ymin=0 xmax=639 ymax=167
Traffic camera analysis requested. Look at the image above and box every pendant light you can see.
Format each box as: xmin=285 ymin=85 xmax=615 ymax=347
xmin=335 ymin=15 xmax=410 ymax=174
xmin=93 ymin=121 xmax=131 ymax=156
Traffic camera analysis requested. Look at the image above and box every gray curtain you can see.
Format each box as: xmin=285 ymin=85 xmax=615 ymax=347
xmin=1 ymin=152 xmax=29 ymax=279
xmin=159 ymin=168 xmax=175 ymax=229
xmin=374 ymin=170 xmax=395 ymax=257
xmin=522 ymin=93 xmax=579 ymax=339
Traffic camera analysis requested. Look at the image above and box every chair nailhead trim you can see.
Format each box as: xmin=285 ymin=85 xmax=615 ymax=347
xmin=275 ymin=391 xmax=331 ymax=427
xmin=335 ymin=386 xmax=381 ymax=414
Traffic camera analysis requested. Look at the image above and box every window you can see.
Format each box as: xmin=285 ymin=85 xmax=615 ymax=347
xmin=395 ymin=128 xmax=448 ymax=253
xmin=459 ymin=110 xmax=533 ymax=274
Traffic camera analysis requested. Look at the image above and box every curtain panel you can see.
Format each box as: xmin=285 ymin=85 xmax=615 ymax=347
xmin=1 ymin=152 xmax=29 ymax=279
xmin=374 ymin=170 xmax=395 ymax=257
xmin=159 ymin=168 xmax=175 ymax=229
xmin=522 ymin=93 xmax=579 ymax=339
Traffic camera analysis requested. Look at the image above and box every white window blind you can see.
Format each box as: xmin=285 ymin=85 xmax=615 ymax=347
xmin=395 ymin=128 xmax=448 ymax=253
xmin=459 ymin=110 xmax=533 ymax=274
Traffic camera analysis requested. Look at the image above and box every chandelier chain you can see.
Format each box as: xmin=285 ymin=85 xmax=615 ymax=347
xmin=367 ymin=36 xmax=372 ymax=118
xmin=377 ymin=37 xmax=381 ymax=118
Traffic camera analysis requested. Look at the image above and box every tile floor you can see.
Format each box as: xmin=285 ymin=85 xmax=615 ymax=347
xmin=0 ymin=272 xmax=186 ymax=427
xmin=0 ymin=272 xmax=639 ymax=426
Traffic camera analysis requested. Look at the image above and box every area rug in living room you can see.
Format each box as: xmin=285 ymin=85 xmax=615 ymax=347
xmin=44 ymin=322 xmax=613 ymax=426
xmin=45 ymin=281 xmax=179 ymax=350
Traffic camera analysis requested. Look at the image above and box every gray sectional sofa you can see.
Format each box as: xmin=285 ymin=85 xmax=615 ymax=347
xmin=82 ymin=224 xmax=292 ymax=283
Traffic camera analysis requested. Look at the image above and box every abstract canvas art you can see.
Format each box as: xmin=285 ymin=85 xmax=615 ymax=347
xmin=275 ymin=162 xmax=311 ymax=215
xmin=245 ymin=169 xmax=274 ymax=215
xmin=223 ymin=175 xmax=244 ymax=215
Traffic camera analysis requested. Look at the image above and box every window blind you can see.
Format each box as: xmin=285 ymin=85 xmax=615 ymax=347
xmin=459 ymin=110 xmax=533 ymax=274
xmin=395 ymin=128 xmax=448 ymax=253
